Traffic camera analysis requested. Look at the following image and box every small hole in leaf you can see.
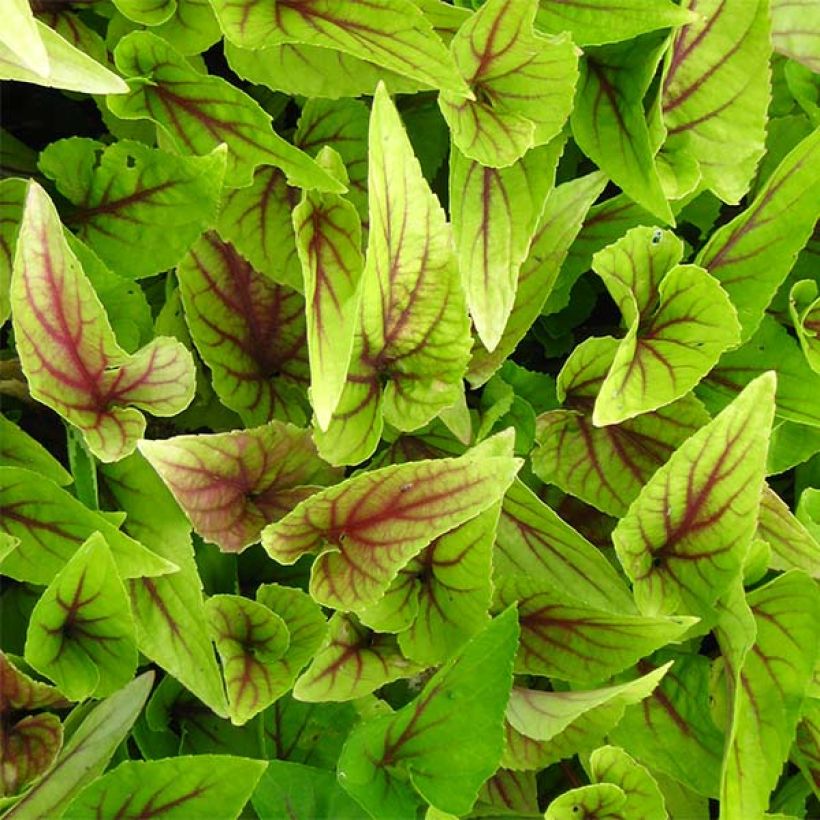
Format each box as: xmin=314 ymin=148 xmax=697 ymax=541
xmin=651 ymin=229 xmax=663 ymax=244
xmin=125 ymin=154 xmax=137 ymax=169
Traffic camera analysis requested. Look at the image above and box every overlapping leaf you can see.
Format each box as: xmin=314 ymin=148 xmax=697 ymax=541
xmin=790 ymin=279 xmax=820 ymax=373
xmin=315 ymin=84 xmax=471 ymax=466
xmin=586 ymin=746 xmax=667 ymax=818
xmin=614 ymin=373 xmax=776 ymax=617
xmin=0 ymin=414 xmax=71 ymax=486
xmin=107 ymin=32 xmax=342 ymax=191
xmin=139 ymin=421 xmax=338 ymax=553
xmin=0 ymin=712 xmax=62 ymax=798
xmin=544 ymin=783 xmax=627 ymax=819
xmin=11 ymin=183 xmax=196 ymax=462
xmin=337 ymin=609 xmax=518 ymax=817
xmin=661 ymin=0 xmax=771 ymax=202
xmin=39 ymin=138 xmax=225 ymax=280
xmin=177 ymin=232 xmax=310 ymax=426
xmin=771 ymin=0 xmax=820 ymax=72
xmin=757 ymin=485 xmax=820 ymax=578
xmin=263 ymin=433 xmax=520 ymax=610
xmin=439 ymin=0 xmax=578 ymax=168
xmin=0 ymin=177 xmax=25 ymax=326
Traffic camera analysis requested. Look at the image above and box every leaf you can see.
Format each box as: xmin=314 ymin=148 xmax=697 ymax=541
xmin=587 ymin=745 xmax=667 ymax=819
xmin=177 ymin=232 xmax=311 ymax=426
xmin=24 ymin=533 xmax=138 ymax=701
xmin=503 ymin=663 xmax=670 ymax=771
xmin=794 ymin=700 xmax=820 ymax=798
xmin=450 ymin=140 xmax=562 ymax=352
xmin=130 ymin=0 xmax=221 ymax=56
xmin=262 ymin=433 xmax=520 ymax=610
xmin=475 ymin=768 xmax=539 ymax=817
xmin=205 ymin=594 xmax=292 ymax=725
xmin=99 ymin=452 xmax=229 ymax=719
xmin=39 ymin=138 xmax=225 ymax=281
xmin=316 ymin=84 xmax=471 ymax=466
xmin=139 ymin=421 xmax=338 ymax=553
xmin=534 ymin=0 xmax=694 ymax=46
xmin=790 ymin=279 xmax=820 ymax=372
xmin=11 ymin=182 xmax=196 ymax=463
xmin=721 ymin=571 xmax=819 ymax=819
xmin=439 ymin=0 xmax=578 ymax=168
xmin=591 ymin=226 xmax=740 ymax=425
xmin=210 ymin=0 xmax=468 ymax=95
xmin=613 ymin=373 xmax=776 ymax=617
xmin=661 ymin=0 xmax=771 ymax=203
xmin=108 ymin=32 xmax=343 ymax=191
xmin=534 ymin=336 xmax=710 ymax=517
xmin=572 ymin=36 xmax=672 ymax=223
xmin=113 ymin=0 xmax=175 ymax=26
xmin=293 ymin=148 xmax=364 ymax=429
xmin=294 ymin=612 xmax=423 ymax=702
xmin=337 ymin=608 xmax=519 ymax=817
xmin=0 ymin=20 xmax=128 ymax=94
xmin=758 ymin=486 xmax=820 ymax=578
xmin=494 ymin=479 xmax=635 ymax=613
xmin=772 ymin=0 xmax=820 ymax=72
xmin=1 ymin=0 xmax=49 ymax=75
xmin=544 ymin=783 xmax=627 ymax=819
xmin=0 ymin=177 xmax=25 ymax=326
xmin=697 ymin=129 xmax=820 ymax=342
xmin=0 ymin=414 xmax=71 ymax=486
xmin=4 ymin=672 xmax=153 ymax=820
xmin=0 ymin=652 xmax=69 ymax=713
xmin=0 ymin=466 xmax=175 ymax=585
xmin=65 ymin=755 xmax=266 ymax=819
xmin=0 ymin=713 xmax=62 ymax=798
xmin=498 ymin=576 xmax=694 ymax=684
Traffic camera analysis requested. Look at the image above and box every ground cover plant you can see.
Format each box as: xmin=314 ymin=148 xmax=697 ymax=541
xmin=0 ymin=0 xmax=819 ymax=816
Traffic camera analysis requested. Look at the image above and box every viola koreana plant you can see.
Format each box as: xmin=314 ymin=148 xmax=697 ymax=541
xmin=1 ymin=0 xmax=819 ymax=817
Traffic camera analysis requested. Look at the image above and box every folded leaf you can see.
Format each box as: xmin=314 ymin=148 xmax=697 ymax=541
xmin=439 ymin=0 xmax=578 ymax=168
xmin=790 ymin=279 xmax=820 ymax=373
xmin=337 ymin=608 xmax=519 ymax=817
xmin=177 ymin=232 xmax=310 ymax=426
xmin=1 ymin=713 xmax=62 ymax=798
xmin=108 ymin=32 xmax=343 ymax=191
xmin=697 ymin=130 xmax=820 ymax=342
xmin=139 ymin=421 xmax=338 ymax=553
xmin=39 ymin=138 xmax=225 ymax=281
xmin=263 ymin=434 xmax=520 ymax=610
xmin=11 ymin=183 xmax=196 ymax=462
xmin=661 ymin=0 xmax=770 ymax=203
xmin=0 ymin=652 xmax=69 ymax=713
xmin=614 ymin=373 xmax=776 ymax=617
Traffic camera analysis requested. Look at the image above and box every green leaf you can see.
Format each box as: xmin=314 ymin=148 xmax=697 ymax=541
xmin=24 ymin=533 xmax=138 ymax=701
xmin=591 ymin=226 xmax=740 ymax=425
xmin=11 ymin=182 xmax=196 ymax=463
xmin=65 ymin=755 xmax=266 ymax=819
xmin=117 ymin=0 xmax=222 ymax=56
xmin=758 ymin=485 xmax=820 ymax=578
xmin=337 ymin=608 xmax=519 ymax=818
xmin=450 ymin=140 xmax=562 ymax=352
xmin=794 ymin=700 xmax=820 ymax=799
xmin=113 ymin=0 xmax=175 ymax=26
xmin=613 ymin=373 xmax=776 ymax=617
xmin=587 ymin=745 xmax=667 ymax=819
xmin=294 ymin=612 xmax=423 ymax=702
xmin=263 ymin=433 xmax=520 ymax=610
xmin=4 ymin=672 xmax=153 ymax=820
xmin=697 ymin=129 xmax=820 ymax=341
xmin=0 ymin=177 xmax=25 ymax=326
xmin=2 ymin=0 xmax=49 ymax=75
xmin=790 ymin=279 xmax=820 ymax=372
xmin=721 ymin=571 xmax=819 ymax=819
xmin=139 ymin=421 xmax=338 ymax=553
xmin=108 ymin=32 xmax=344 ymax=191
xmin=0 ymin=652 xmax=69 ymax=712
xmin=572 ymin=35 xmax=672 ymax=222
xmin=534 ymin=336 xmax=710 ymax=517
xmin=177 ymin=232 xmax=311 ymax=426
xmin=0 ymin=466 xmax=175 ymax=585
xmin=210 ymin=0 xmax=468 ymax=95
xmin=293 ymin=148 xmax=364 ymax=429
xmin=534 ymin=0 xmax=694 ymax=46
xmin=316 ymin=84 xmax=471 ymax=466
xmin=544 ymin=783 xmax=627 ymax=819
xmin=439 ymin=0 xmax=578 ymax=168
xmin=772 ymin=0 xmax=820 ymax=72
xmin=661 ymin=0 xmax=771 ymax=203
xmin=0 ymin=413 xmax=71 ymax=486
xmin=0 ymin=712 xmax=63 ymax=798
xmin=39 ymin=138 xmax=225 ymax=281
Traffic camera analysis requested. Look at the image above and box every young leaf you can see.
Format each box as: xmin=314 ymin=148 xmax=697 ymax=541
xmin=337 ymin=608 xmax=519 ymax=817
xmin=0 ymin=467 xmax=175 ymax=584
xmin=439 ymin=0 xmax=578 ymax=168
xmin=262 ymin=434 xmax=521 ymax=610
xmin=0 ymin=414 xmax=71 ymax=486
xmin=24 ymin=533 xmax=138 ymax=701
xmin=534 ymin=336 xmax=710 ymax=517
xmin=450 ymin=140 xmax=562 ymax=352
xmin=292 ymin=147 xmax=364 ymax=429
xmin=4 ymin=672 xmax=153 ymax=820
xmin=697 ymin=129 xmax=820 ymax=341
xmin=11 ymin=183 xmax=196 ymax=463
xmin=177 ymin=232 xmax=310 ymax=426
xmin=294 ymin=613 xmax=423 ymax=702
xmin=790 ymin=279 xmax=820 ymax=373
xmin=587 ymin=745 xmax=667 ymax=819
xmin=1 ymin=713 xmax=62 ymax=798
xmin=545 ymin=783 xmax=627 ymax=819
xmin=39 ymin=138 xmax=225 ymax=281
xmin=107 ymin=32 xmax=343 ymax=191
xmin=661 ymin=0 xmax=771 ymax=203
xmin=210 ymin=0 xmax=468 ymax=95
xmin=113 ymin=0 xmax=175 ymax=25
xmin=613 ymin=373 xmax=776 ymax=617
xmin=139 ymin=421 xmax=339 ymax=553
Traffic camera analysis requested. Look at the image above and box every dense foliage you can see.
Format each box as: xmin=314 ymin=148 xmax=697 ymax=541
xmin=1 ymin=0 xmax=819 ymax=817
